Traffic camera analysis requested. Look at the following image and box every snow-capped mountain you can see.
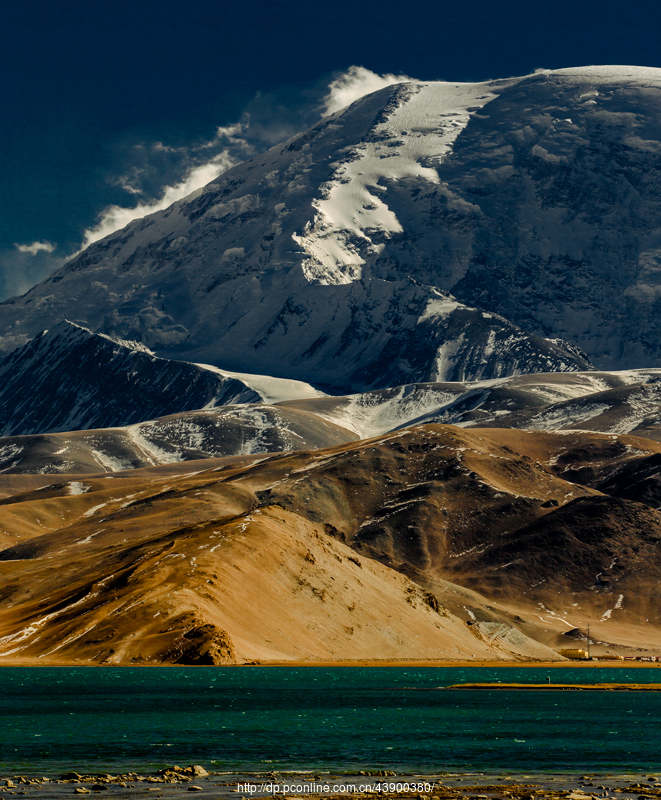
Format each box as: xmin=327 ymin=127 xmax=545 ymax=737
xmin=467 ymin=373 xmax=661 ymax=439
xmin=0 ymin=313 xmax=659 ymax=465
xmin=277 ymin=370 xmax=657 ymax=437
xmin=10 ymin=64 xmax=661 ymax=668
xmin=282 ymin=368 xmax=661 ymax=439
xmin=11 ymin=67 xmax=652 ymax=388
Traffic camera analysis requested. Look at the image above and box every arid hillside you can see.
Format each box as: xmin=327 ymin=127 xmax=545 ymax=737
xmin=1 ymin=425 xmax=661 ymax=665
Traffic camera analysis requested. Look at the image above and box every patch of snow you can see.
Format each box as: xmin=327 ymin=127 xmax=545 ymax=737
xmin=86 ymin=445 xmax=135 ymax=473
xmin=523 ymin=403 xmax=612 ymax=431
xmin=0 ymin=585 xmax=101 ymax=655
xmin=196 ymin=364 xmax=327 ymax=404
xmin=83 ymin=503 xmax=107 ymax=518
xmin=126 ymin=424 xmax=184 ymax=465
xmin=0 ymin=444 xmax=23 ymax=464
xmin=312 ymin=384 xmax=464 ymax=438
xmin=450 ymin=544 xmax=485 ymax=558
xmin=296 ymin=80 xmax=500 ymax=285
xmin=76 ymin=529 xmax=105 ymax=545
xmin=418 ymin=295 xmax=461 ymax=323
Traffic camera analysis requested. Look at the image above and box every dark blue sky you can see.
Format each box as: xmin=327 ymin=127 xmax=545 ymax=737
xmin=1 ymin=0 xmax=660 ymax=298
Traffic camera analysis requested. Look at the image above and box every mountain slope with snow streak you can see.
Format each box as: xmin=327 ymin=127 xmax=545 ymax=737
xmin=0 ymin=405 xmax=357 ymax=474
xmin=3 ymin=424 xmax=661 ymax=664
xmin=461 ymin=371 xmax=661 ymax=440
xmin=278 ymin=369 xmax=661 ymax=439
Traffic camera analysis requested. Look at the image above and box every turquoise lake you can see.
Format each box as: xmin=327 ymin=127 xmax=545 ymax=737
xmin=1 ymin=667 xmax=661 ymax=776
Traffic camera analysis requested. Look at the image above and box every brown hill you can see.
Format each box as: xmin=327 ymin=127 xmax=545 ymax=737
xmin=1 ymin=425 xmax=661 ymax=664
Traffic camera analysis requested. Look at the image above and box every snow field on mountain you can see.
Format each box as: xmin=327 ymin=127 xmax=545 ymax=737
xmin=295 ymin=81 xmax=501 ymax=284
xmin=295 ymin=384 xmax=464 ymax=439
xmin=196 ymin=363 xmax=327 ymax=403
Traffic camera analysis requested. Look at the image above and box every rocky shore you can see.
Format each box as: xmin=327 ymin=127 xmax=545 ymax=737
xmin=0 ymin=766 xmax=215 ymax=799
xmin=2 ymin=771 xmax=661 ymax=800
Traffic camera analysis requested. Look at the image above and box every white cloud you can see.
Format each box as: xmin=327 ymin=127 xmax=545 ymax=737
xmin=8 ymin=70 xmax=421 ymax=297
xmin=79 ymin=151 xmax=238 ymax=249
xmin=204 ymin=119 xmax=251 ymax=148
xmin=116 ymin=177 xmax=143 ymax=195
xmin=76 ymin=116 xmax=261 ymax=253
xmin=1 ymin=246 xmax=64 ymax=300
xmin=14 ymin=241 xmax=56 ymax=255
xmin=322 ymin=66 xmax=413 ymax=116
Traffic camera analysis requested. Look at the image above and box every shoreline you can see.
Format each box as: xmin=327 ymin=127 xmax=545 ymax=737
xmin=245 ymin=659 xmax=661 ymax=668
xmin=446 ymin=682 xmax=661 ymax=690
xmin=2 ymin=658 xmax=661 ymax=668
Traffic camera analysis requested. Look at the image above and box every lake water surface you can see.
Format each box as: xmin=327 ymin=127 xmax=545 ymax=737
xmin=1 ymin=666 xmax=660 ymax=775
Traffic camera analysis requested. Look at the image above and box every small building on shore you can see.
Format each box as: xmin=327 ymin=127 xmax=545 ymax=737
xmin=558 ymin=648 xmax=589 ymax=660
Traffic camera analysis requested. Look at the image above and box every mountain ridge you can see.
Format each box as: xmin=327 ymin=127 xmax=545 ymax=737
xmin=6 ymin=353 xmax=661 ymax=472
xmin=0 ymin=320 xmax=264 ymax=436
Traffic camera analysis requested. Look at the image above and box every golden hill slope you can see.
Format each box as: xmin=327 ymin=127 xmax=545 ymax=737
xmin=1 ymin=425 xmax=661 ymax=664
